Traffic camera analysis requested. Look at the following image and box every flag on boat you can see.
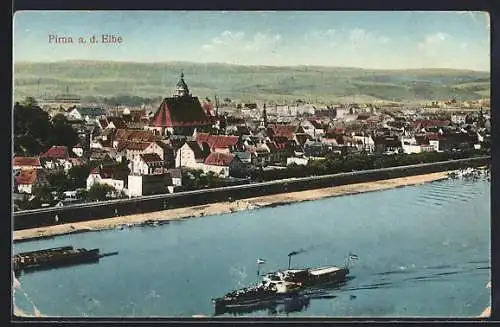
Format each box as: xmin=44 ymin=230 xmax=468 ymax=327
xmin=257 ymin=258 xmax=266 ymax=264
xmin=349 ymin=253 xmax=359 ymax=260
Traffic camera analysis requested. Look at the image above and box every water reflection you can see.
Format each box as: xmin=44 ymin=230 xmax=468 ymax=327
xmin=214 ymin=295 xmax=311 ymax=316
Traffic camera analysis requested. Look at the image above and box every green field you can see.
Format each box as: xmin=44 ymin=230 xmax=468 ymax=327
xmin=13 ymin=60 xmax=490 ymax=104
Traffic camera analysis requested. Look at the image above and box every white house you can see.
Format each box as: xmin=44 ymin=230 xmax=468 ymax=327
xmin=14 ymin=169 xmax=49 ymax=194
xmin=300 ymin=119 xmax=325 ymax=138
xmin=131 ymin=153 xmax=166 ymax=175
xmin=202 ymin=152 xmax=244 ymax=178
xmin=175 ymin=141 xmax=208 ymax=169
xmin=335 ymin=107 xmax=350 ymax=119
xmin=127 ymin=173 xmax=171 ymax=197
xmin=40 ymin=146 xmax=73 ymax=171
xmin=351 ymin=134 xmax=375 ymax=153
xmin=287 ymin=157 xmax=309 ymax=166
xmin=72 ymin=144 xmax=84 ymax=157
xmin=119 ymin=141 xmax=165 ymax=173
xmin=451 ymin=114 xmax=467 ymax=125
xmin=167 ymin=169 xmax=182 ymax=187
xmin=67 ymin=107 xmax=106 ymax=123
xmin=401 ymin=136 xmax=423 ymax=154
xmin=86 ymin=167 xmax=126 ymax=194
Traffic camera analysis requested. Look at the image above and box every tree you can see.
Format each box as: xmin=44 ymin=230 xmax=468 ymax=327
xmin=21 ymin=96 xmax=38 ymax=108
xmin=47 ymin=170 xmax=70 ymax=193
xmin=50 ymin=114 xmax=79 ymax=148
xmin=86 ymin=183 xmax=116 ymax=201
xmin=68 ymin=164 xmax=92 ymax=189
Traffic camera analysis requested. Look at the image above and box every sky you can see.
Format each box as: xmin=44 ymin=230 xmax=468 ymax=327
xmin=13 ymin=11 xmax=490 ymax=71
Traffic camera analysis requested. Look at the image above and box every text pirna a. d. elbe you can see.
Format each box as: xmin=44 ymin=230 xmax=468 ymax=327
xmin=48 ymin=33 xmax=123 ymax=44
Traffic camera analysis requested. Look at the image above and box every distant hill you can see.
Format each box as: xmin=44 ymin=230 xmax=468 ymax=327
xmin=13 ymin=60 xmax=490 ymax=104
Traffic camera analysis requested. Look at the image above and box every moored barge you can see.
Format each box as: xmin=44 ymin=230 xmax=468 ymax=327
xmin=13 ymin=246 xmax=103 ymax=275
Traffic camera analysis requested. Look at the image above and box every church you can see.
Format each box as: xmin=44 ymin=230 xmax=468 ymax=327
xmin=147 ymin=73 xmax=215 ymax=136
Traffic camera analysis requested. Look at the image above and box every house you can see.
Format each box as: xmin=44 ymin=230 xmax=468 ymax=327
xmin=147 ymin=73 xmax=213 ymax=136
xmin=89 ymin=150 xmax=113 ymax=162
xmin=112 ymin=129 xmax=157 ymax=147
xmin=12 ymin=156 xmax=42 ymax=171
xmin=127 ymin=173 xmax=172 ymax=197
xmin=250 ymin=141 xmax=281 ymax=167
xmin=412 ymin=119 xmax=450 ymax=132
xmin=203 ymin=152 xmax=245 ymax=178
xmin=166 ymin=168 xmax=183 ymax=187
xmin=203 ymin=134 xmax=241 ymax=153
xmin=67 ymin=107 xmax=107 ymax=122
xmin=118 ymin=141 xmax=166 ymax=172
xmin=334 ymin=107 xmax=350 ymax=119
xmin=351 ymin=133 xmax=375 ymax=153
xmin=86 ymin=165 xmax=128 ymax=194
xmin=300 ymin=119 xmax=325 ymax=138
xmin=40 ymin=146 xmax=72 ymax=171
xmin=72 ymin=144 xmax=84 ymax=157
xmin=373 ymin=135 xmax=402 ymax=154
xmin=233 ymin=151 xmax=252 ymax=164
xmin=175 ymin=141 xmax=210 ymax=169
xmin=426 ymin=133 xmax=440 ymax=152
xmin=451 ymin=114 xmax=467 ymax=125
xmin=14 ymin=169 xmax=49 ymax=194
xmin=287 ymin=156 xmax=309 ymax=166
xmin=401 ymin=136 xmax=434 ymax=154
xmin=131 ymin=153 xmax=166 ymax=175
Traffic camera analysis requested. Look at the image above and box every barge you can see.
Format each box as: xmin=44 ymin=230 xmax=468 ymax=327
xmin=12 ymin=246 xmax=116 ymax=275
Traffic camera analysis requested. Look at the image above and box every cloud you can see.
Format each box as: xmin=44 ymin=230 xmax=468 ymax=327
xmin=417 ymin=32 xmax=448 ymax=51
xmin=349 ymin=28 xmax=369 ymax=42
xmin=305 ymin=28 xmax=336 ymax=41
xmin=348 ymin=28 xmax=390 ymax=45
xmin=202 ymin=30 xmax=282 ymax=52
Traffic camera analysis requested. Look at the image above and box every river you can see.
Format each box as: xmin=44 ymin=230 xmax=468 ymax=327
xmin=13 ymin=177 xmax=490 ymax=317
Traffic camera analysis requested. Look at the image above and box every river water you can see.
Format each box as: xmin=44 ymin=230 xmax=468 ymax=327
xmin=13 ymin=178 xmax=490 ymax=318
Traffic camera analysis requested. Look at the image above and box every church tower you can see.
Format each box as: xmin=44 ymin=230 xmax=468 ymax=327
xmin=175 ymin=72 xmax=190 ymax=97
xmin=260 ymin=103 xmax=268 ymax=129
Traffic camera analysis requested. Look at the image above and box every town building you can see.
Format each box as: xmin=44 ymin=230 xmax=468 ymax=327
xmin=147 ymin=73 xmax=214 ymax=136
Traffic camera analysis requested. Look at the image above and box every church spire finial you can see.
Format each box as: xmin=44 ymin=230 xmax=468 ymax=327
xmin=175 ymin=71 xmax=190 ymax=97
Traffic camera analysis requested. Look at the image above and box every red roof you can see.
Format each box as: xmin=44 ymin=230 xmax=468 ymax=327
xmin=426 ymin=132 xmax=440 ymax=141
xmin=267 ymin=124 xmax=296 ymax=141
xmin=40 ymin=146 xmax=69 ymax=159
xmin=196 ymin=132 xmax=210 ymax=143
xmin=13 ymin=156 xmax=41 ymax=167
xmin=15 ymin=170 xmax=39 ymax=185
xmin=114 ymin=129 xmax=155 ymax=142
xmin=204 ymin=152 xmax=235 ymax=166
xmin=150 ymin=96 xmax=213 ymax=128
xmin=208 ymin=135 xmax=239 ymax=149
xmin=124 ymin=142 xmax=153 ymax=151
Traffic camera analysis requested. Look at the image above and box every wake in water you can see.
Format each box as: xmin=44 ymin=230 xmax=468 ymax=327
xmin=12 ymin=273 xmax=43 ymax=317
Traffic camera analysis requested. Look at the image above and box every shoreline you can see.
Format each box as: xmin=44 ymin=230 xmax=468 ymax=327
xmin=13 ymin=171 xmax=452 ymax=243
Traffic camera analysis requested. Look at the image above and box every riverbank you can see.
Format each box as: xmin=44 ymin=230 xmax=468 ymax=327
xmin=13 ymin=171 xmax=452 ymax=242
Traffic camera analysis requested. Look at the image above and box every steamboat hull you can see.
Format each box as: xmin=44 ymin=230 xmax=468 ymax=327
xmin=300 ymin=267 xmax=348 ymax=287
xmin=213 ymin=290 xmax=300 ymax=308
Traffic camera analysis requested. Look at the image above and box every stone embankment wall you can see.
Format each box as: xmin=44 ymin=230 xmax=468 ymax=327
xmin=13 ymin=157 xmax=489 ymax=230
